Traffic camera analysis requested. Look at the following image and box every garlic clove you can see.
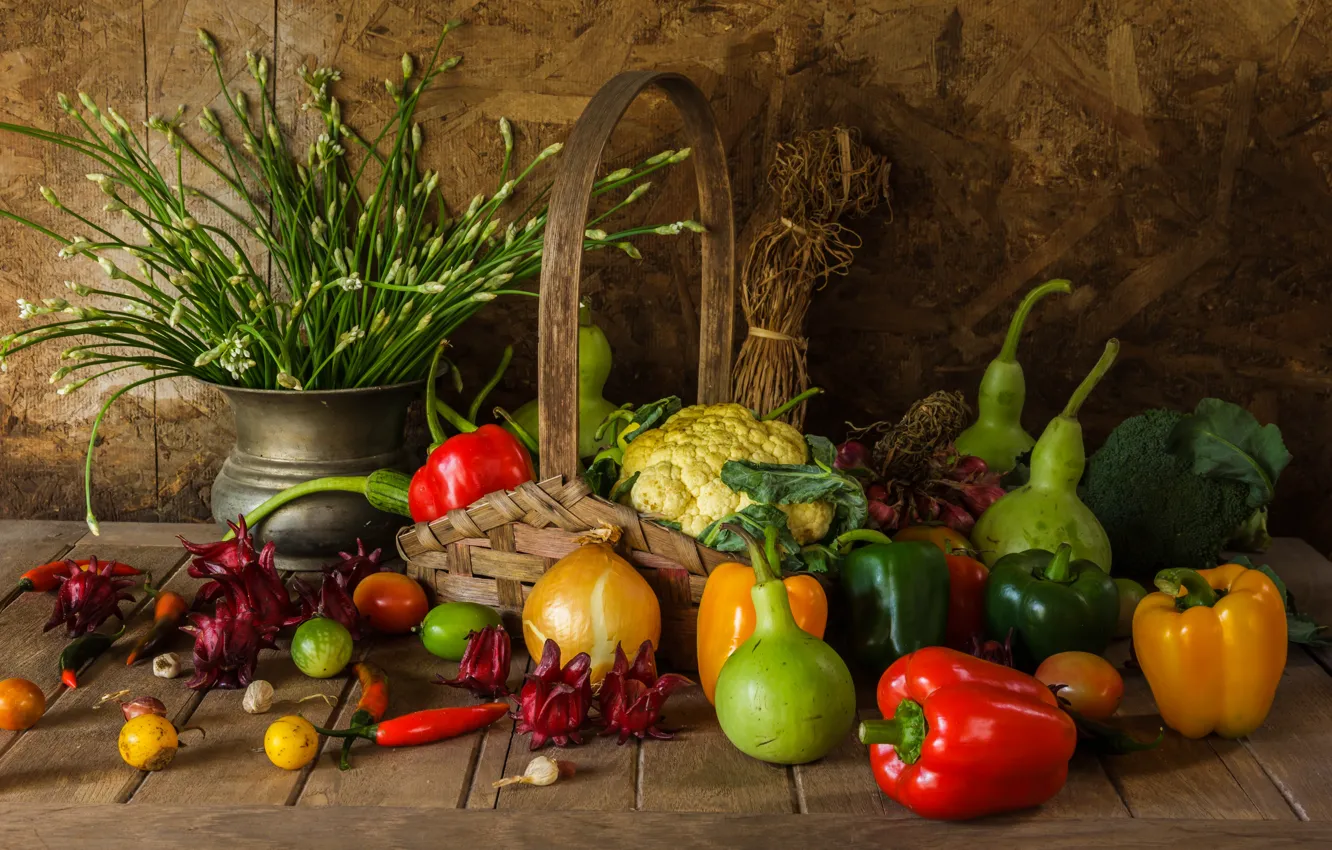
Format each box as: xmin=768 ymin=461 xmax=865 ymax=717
xmin=242 ymin=679 xmax=274 ymax=714
xmin=153 ymin=653 xmax=182 ymax=679
xmin=492 ymin=755 xmax=575 ymax=788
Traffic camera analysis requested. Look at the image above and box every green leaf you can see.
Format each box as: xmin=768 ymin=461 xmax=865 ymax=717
xmin=720 ymin=458 xmax=868 ymax=542
xmin=583 ymin=455 xmax=621 ymax=500
xmin=698 ymin=504 xmax=798 ymax=557
xmin=1168 ymin=399 xmax=1292 ymax=508
xmin=1225 ymin=555 xmax=1328 ymax=645
xmin=622 ymin=396 xmax=681 ymax=445
xmin=806 ymin=434 xmax=837 ymax=469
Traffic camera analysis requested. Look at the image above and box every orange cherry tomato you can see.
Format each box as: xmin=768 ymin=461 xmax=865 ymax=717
xmin=1035 ymin=651 xmax=1124 ymax=721
xmin=353 ymin=573 xmax=429 ymax=635
xmin=893 ymin=525 xmax=973 ymax=555
xmin=0 ymin=678 xmax=46 ymax=731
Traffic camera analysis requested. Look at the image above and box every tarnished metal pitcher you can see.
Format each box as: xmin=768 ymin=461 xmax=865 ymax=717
xmin=210 ymin=381 xmax=419 ymax=570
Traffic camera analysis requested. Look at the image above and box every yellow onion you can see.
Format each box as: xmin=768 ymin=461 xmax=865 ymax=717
xmin=521 ymin=542 xmax=661 ymax=684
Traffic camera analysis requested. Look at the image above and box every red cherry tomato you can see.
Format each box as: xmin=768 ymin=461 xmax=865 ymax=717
xmin=1035 ymin=651 xmax=1124 ymax=720
xmin=353 ymin=573 xmax=429 ymax=635
xmin=0 ymin=678 xmax=46 ymax=731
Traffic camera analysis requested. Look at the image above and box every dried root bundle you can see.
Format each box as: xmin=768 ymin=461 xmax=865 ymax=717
xmin=733 ymin=126 xmax=890 ymax=428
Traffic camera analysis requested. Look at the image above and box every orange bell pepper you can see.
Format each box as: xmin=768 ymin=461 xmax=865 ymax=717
xmin=697 ymin=561 xmax=828 ymax=704
xmin=1133 ymin=563 xmax=1287 ymax=739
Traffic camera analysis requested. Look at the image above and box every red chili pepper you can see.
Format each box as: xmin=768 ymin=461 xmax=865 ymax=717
xmin=942 ymin=545 xmax=989 ymax=650
xmin=316 ymin=702 xmax=508 ymax=748
xmin=859 ymin=646 xmax=1077 ymax=820
xmin=125 ymin=589 xmax=191 ymax=666
xmin=18 ymin=559 xmax=141 ymax=593
xmin=336 ymin=662 xmax=391 ymax=770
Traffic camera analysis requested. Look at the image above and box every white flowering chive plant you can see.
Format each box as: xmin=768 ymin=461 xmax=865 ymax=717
xmin=0 ymin=22 xmax=700 ymax=534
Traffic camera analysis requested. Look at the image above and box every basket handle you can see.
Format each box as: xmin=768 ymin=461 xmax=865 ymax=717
xmin=537 ymin=71 xmax=735 ymax=481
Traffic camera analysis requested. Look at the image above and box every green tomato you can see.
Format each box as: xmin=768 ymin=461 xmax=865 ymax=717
xmin=291 ymin=618 xmax=353 ymax=679
xmin=1114 ymin=578 xmax=1149 ymax=639
xmin=418 ymin=602 xmax=503 ymax=660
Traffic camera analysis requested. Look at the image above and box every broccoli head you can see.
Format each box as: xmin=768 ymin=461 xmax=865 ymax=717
xmin=1081 ymin=409 xmax=1254 ymax=580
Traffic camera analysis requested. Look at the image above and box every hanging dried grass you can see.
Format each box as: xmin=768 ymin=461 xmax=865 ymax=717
xmin=733 ymin=126 xmax=891 ymax=429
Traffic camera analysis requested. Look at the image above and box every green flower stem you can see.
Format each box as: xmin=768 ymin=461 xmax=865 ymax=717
xmin=85 ymin=371 xmax=179 ymax=535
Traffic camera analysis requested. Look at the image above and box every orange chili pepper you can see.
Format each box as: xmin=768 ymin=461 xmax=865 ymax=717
xmin=18 ymin=559 xmax=141 ymax=593
xmin=125 ymin=589 xmax=191 ymax=666
xmin=696 ymin=561 xmax=828 ymax=704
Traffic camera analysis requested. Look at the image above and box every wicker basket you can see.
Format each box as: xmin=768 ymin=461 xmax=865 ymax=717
xmin=398 ymin=70 xmax=738 ymax=671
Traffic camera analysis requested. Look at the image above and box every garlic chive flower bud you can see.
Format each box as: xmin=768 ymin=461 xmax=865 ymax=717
xmin=336 ymin=273 xmax=363 ymax=292
xmin=584 ymin=229 xmax=609 ymax=242
xmin=78 ymin=92 xmax=100 ymax=116
xmin=420 ymin=281 xmax=445 ymax=294
xmin=16 ymin=299 xmax=41 ymax=319
xmin=499 ymin=116 xmax=514 ymax=151
xmin=99 ymin=257 xmax=126 ymax=280
xmin=57 ymin=92 xmax=73 ymax=113
xmin=603 ymin=167 xmax=632 ymax=182
xmin=626 ymin=182 xmax=652 ymax=203
xmin=50 ymin=365 xmax=74 ymax=384
xmin=65 ymin=280 xmax=92 ymax=297
xmin=58 ymin=377 xmax=91 ymax=396
xmin=618 ymin=242 xmax=643 ymax=260
xmin=40 ymin=186 xmax=60 ymax=208
xmin=402 ymin=53 xmax=414 ymax=79
xmin=168 ymin=301 xmax=185 ymax=328
xmin=197 ymin=28 xmax=218 ymax=56
xmin=465 ymin=194 xmax=484 ymax=217
xmin=412 ymin=123 xmax=422 ymax=151
xmin=670 ymin=147 xmax=693 ymax=163
xmin=86 ymin=173 xmax=115 ymax=195
xmin=333 ymin=326 xmax=364 ymax=354
xmin=276 ymin=372 xmax=303 ymax=391
xmin=536 ymin=142 xmax=563 ymax=163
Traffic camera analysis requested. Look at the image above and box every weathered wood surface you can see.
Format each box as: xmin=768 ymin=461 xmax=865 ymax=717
xmin=2 ymin=520 xmax=1332 ymax=839
xmin=4 ymin=2 xmax=1332 ymax=564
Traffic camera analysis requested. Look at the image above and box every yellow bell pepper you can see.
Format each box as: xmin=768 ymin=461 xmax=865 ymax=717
xmin=1132 ymin=563 xmax=1287 ymax=739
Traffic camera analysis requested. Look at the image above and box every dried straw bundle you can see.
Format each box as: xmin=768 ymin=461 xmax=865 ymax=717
xmin=733 ymin=126 xmax=890 ymax=428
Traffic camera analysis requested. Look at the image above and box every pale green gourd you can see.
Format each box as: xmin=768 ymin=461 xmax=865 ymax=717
xmin=972 ymin=340 xmax=1118 ymax=573
xmin=714 ymin=527 xmax=856 ymax=765
xmin=509 ymin=303 xmax=619 ymax=458
xmin=955 ymin=279 xmax=1073 ymax=474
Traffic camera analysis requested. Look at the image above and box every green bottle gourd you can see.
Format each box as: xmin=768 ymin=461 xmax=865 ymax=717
xmin=714 ymin=526 xmax=857 ymax=765
xmin=972 ymin=339 xmax=1119 ymax=573
xmin=509 ymin=302 xmax=620 ymax=458
xmin=955 ymin=279 xmax=1073 ymax=474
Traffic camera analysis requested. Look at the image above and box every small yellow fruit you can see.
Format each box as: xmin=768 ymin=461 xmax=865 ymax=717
xmin=264 ymin=714 xmax=320 ymax=770
xmin=118 ymin=714 xmax=178 ymax=771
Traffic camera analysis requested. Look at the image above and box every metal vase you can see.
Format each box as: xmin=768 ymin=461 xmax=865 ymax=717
xmin=210 ymin=381 xmax=420 ymax=570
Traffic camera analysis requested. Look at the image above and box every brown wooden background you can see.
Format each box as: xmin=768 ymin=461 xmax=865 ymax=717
xmin=1 ymin=1 xmax=1330 ymax=555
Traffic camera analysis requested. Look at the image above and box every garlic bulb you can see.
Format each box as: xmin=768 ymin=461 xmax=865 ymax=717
xmin=492 ymin=756 xmax=574 ymax=788
xmin=242 ymin=680 xmax=274 ymax=714
xmin=153 ymin=653 xmax=181 ymax=679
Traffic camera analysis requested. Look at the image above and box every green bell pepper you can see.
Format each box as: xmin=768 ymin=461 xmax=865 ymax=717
xmin=835 ymin=531 xmax=950 ymax=674
xmin=984 ymin=542 xmax=1118 ymax=671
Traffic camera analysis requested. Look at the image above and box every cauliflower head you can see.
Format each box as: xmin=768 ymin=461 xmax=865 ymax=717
xmin=614 ymin=403 xmax=834 ymax=544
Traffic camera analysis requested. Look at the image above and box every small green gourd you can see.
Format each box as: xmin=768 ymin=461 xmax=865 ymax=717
xmin=714 ymin=526 xmax=856 ymax=765
xmin=955 ymin=279 xmax=1073 ymax=474
xmin=972 ymin=339 xmax=1118 ymax=573
xmin=509 ymin=303 xmax=619 ymax=458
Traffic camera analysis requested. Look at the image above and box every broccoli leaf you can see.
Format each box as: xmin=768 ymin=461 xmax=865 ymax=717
xmin=720 ymin=459 xmax=868 ymax=540
xmin=1168 ymin=399 xmax=1291 ymax=509
xmin=1228 ymin=555 xmax=1329 ymax=646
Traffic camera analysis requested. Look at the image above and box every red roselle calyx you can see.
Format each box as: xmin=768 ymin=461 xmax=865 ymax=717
xmin=437 ymin=626 xmax=512 ymax=697
xmin=970 ymin=628 xmax=1016 ymax=668
xmin=514 ymin=639 xmax=593 ymax=749
xmin=44 ymin=557 xmax=137 ymax=636
xmin=291 ymin=540 xmax=387 ymax=639
xmin=597 ymin=640 xmax=692 ymax=744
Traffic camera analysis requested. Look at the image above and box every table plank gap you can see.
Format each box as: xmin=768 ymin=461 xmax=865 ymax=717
xmin=0 ymin=543 xmax=192 ymax=764
xmin=1208 ymin=738 xmax=1300 ymax=821
xmin=793 ymin=708 xmax=891 ymax=816
xmin=637 ymin=686 xmax=791 ymax=813
xmin=464 ymin=650 xmax=530 ymax=809
xmin=0 ymin=549 xmax=194 ymax=801
xmin=287 ymin=660 xmax=361 ymax=806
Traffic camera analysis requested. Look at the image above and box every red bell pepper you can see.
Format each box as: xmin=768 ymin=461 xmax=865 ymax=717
xmin=858 ymin=646 xmax=1077 ymax=820
xmin=407 ymin=424 xmax=534 ymax=522
xmin=942 ymin=544 xmax=988 ymax=650
xmin=225 ymin=344 xmax=535 ymax=533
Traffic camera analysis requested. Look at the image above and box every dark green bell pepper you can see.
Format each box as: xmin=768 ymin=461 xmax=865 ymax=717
xmin=836 ymin=531 xmax=950 ymax=674
xmin=984 ymin=542 xmax=1118 ymax=670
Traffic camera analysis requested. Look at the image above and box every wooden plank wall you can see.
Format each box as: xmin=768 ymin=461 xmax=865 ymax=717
xmin=1 ymin=1 xmax=1330 ymax=553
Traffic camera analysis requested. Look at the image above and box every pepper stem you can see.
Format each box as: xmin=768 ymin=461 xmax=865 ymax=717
xmin=312 ymin=724 xmax=370 ymax=740
xmin=998 ymin=279 xmax=1073 ymax=363
xmin=833 ymin=528 xmax=895 ymax=555
xmin=1042 ymin=543 xmax=1075 ymax=583
xmin=1154 ymin=568 xmax=1218 ymax=610
xmin=424 ymin=341 xmax=450 ymax=447
xmin=760 ymin=387 xmax=823 ymax=422
xmin=223 ymin=476 xmax=371 ymax=541
xmin=1062 ymin=339 xmax=1119 ymax=420
xmin=467 ymin=345 xmax=513 ymax=425
xmin=857 ymin=698 xmax=927 ymax=765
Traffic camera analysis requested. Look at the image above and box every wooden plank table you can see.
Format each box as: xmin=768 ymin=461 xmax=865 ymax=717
xmin=0 ymin=522 xmax=1330 ymax=848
